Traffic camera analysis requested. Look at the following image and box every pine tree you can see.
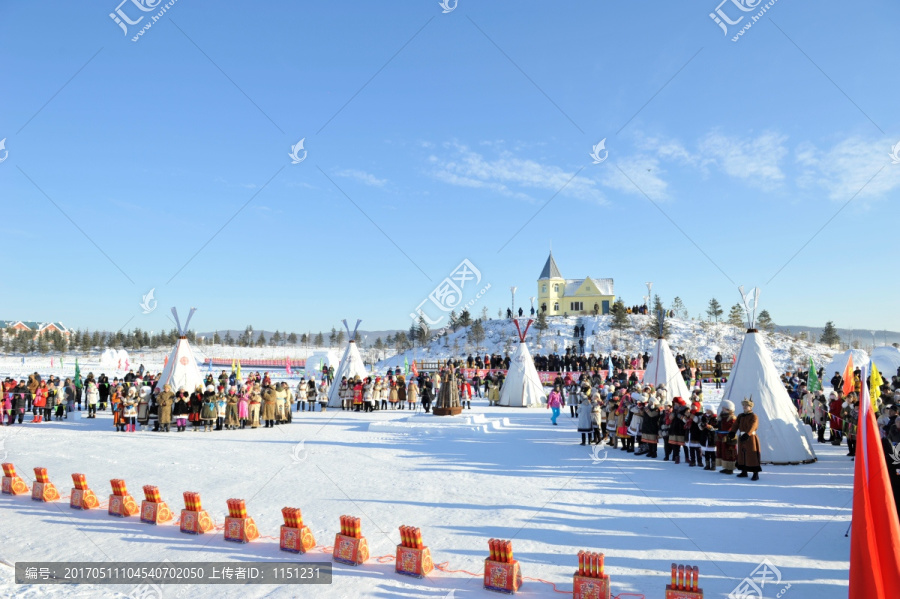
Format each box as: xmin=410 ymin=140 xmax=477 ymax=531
xmin=271 ymin=331 xmax=281 ymax=346
xmin=819 ymin=321 xmax=841 ymax=347
xmin=448 ymin=310 xmax=459 ymax=331
xmin=373 ymin=337 xmax=384 ymax=350
xmin=336 ymin=330 xmax=345 ymax=346
xmin=256 ymin=331 xmax=266 ymax=347
xmin=728 ymin=304 xmax=745 ymax=328
xmin=458 ymin=309 xmax=472 ymax=328
xmin=213 ymin=331 xmax=222 ymax=345
xmin=288 ymin=332 xmax=298 ymax=345
xmin=468 ymin=319 xmax=486 ymax=352
xmin=534 ymin=310 xmax=549 ymax=340
xmin=610 ymin=299 xmax=630 ymax=330
xmin=329 ymin=327 xmax=337 ymax=347
xmin=650 ymin=297 xmax=670 ymax=338
xmin=757 ymin=310 xmax=774 ymax=331
xmin=417 ymin=314 xmax=430 ymax=345
xmin=299 ymin=333 xmax=307 ymax=344
xmin=706 ymin=298 xmax=723 ymax=323
xmin=314 ymin=332 xmax=324 ymax=347
xmin=671 ymin=296 xmax=687 ymax=319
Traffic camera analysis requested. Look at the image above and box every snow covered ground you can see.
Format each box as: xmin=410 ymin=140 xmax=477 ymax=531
xmin=0 ymin=401 xmax=850 ymax=598
xmin=377 ymin=315 xmax=839 ymax=375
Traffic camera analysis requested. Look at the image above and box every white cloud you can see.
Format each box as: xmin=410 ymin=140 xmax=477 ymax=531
xmin=795 ymin=137 xmax=900 ymax=201
xmin=697 ymin=131 xmax=788 ymax=188
xmin=430 ymin=142 xmax=606 ymax=205
xmin=334 ymin=169 xmax=388 ymax=187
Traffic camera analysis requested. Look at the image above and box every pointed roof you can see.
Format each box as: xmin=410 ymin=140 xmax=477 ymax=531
xmin=539 ymin=252 xmax=562 ymax=279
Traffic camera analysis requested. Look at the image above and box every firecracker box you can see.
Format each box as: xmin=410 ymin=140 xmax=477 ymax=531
xmin=141 ymin=500 xmax=173 ymax=524
xmin=395 ymin=545 xmax=434 ymax=578
xmin=70 ymin=488 xmax=99 ymax=510
xmin=665 ymin=587 xmax=703 ymax=599
xmin=1 ymin=463 xmax=28 ymax=495
xmin=31 ymin=482 xmax=60 ymax=502
xmin=180 ymin=509 xmax=213 ymax=534
xmin=108 ymin=493 xmax=139 ymax=517
xmin=280 ymin=525 xmax=316 ymax=553
xmin=483 ymin=559 xmax=523 ymax=594
xmin=573 ymin=574 xmax=611 ymax=599
xmin=224 ymin=516 xmax=260 ymax=543
xmin=332 ymin=533 xmax=369 ymax=566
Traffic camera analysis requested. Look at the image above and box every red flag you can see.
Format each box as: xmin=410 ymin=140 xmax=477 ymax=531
xmin=842 ymin=354 xmax=855 ymax=396
xmin=849 ymin=367 xmax=900 ymax=597
xmin=410 ymin=360 xmax=419 ymax=377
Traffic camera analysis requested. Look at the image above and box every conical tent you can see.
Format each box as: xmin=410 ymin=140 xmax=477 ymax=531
xmin=156 ymin=307 xmax=204 ymax=394
xmin=498 ymin=341 xmax=545 ymax=407
xmin=327 ymin=340 xmax=368 ymax=408
xmin=722 ymin=330 xmax=817 ymax=465
xmin=642 ymin=337 xmax=691 ymax=402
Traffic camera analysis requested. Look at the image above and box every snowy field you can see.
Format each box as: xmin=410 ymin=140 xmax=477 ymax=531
xmin=1 ymin=401 xmax=850 ymax=598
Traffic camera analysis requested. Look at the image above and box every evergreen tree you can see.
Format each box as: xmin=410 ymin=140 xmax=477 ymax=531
xmin=224 ymin=331 xmax=234 ymax=346
xmin=336 ymin=330 xmax=345 ymax=346
xmin=37 ymin=334 xmax=50 ymax=354
xmin=819 ymin=321 xmax=841 ymax=347
xmin=728 ymin=304 xmax=745 ymax=328
xmin=329 ymin=327 xmax=337 ymax=347
xmin=299 ymin=333 xmax=307 ymax=344
xmin=458 ymin=309 xmax=472 ymax=328
xmin=468 ymin=319 xmax=486 ymax=351
xmin=448 ymin=310 xmax=459 ymax=331
xmin=610 ymin=299 xmax=630 ymax=330
xmin=757 ymin=309 xmax=774 ymax=331
xmin=373 ymin=337 xmax=384 ymax=350
xmin=706 ymin=298 xmax=723 ymax=323
xmin=534 ymin=310 xmax=549 ymax=339
xmin=417 ymin=314 xmax=430 ymax=345
xmin=671 ymin=296 xmax=687 ymax=319
xmin=271 ymin=331 xmax=281 ymax=346
xmin=650 ymin=298 xmax=670 ymax=338
xmin=481 ymin=306 xmax=489 ymax=321
xmin=213 ymin=331 xmax=222 ymax=345
xmin=256 ymin=331 xmax=266 ymax=347
xmin=288 ymin=332 xmax=298 ymax=345
xmin=314 ymin=332 xmax=324 ymax=347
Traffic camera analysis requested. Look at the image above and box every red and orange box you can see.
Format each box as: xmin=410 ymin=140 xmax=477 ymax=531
xmin=31 ymin=467 xmax=59 ymax=502
xmin=484 ymin=539 xmax=523 ymax=594
xmin=573 ymin=551 xmax=611 ymax=599
xmin=180 ymin=491 xmax=213 ymax=534
xmin=665 ymin=564 xmax=703 ymax=599
xmin=333 ymin=515 xmax=369 ymax=566
xmin=224 ymin=498 xmax=259 ymax=543
xmin=280 ymin=507 xmax=316 ymax=554
xmin=108 ymin=479 xmax=139 ymax=517
xmin=69 ymin=473 xmax=99 ymax=509
xmin=395 ymin=525 xmax=433 ymax=578
xmin=140 ymin=485 xmax=173 ymax=524
xmin=2 ymin=463 xmax=29 ymax=495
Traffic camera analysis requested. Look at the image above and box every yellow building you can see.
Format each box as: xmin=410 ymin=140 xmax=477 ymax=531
xmin=537 ymin=252 xmax=615 ymax=316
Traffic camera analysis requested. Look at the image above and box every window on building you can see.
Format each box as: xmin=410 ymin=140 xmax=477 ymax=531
xmin=553 ymin=302 xmax=559 ymax=311
xmin=542 ymin=285 xmax=547 ymax=293
xmin=553 ymin=284 xmax=559 ymax=293
xmin=570 ymin=301 xmax=583 ymax=311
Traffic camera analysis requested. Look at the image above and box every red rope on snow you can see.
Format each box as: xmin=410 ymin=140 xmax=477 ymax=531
xmin=522 ymin=576 xmax=571 ymax=594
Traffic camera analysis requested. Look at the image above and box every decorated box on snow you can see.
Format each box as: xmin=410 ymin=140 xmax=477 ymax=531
xmin=483 ymin=539 xmax=522 ymax=594
xmin=31 ymin=467 xmax=60 ymax=502
xmin=573 ymin=550 xmax=610 ymax=599
xmin=140 ymin=485 xmax=173 ymax=524
xmin=180 ymin=491 xmax=213 ymax=534
xmin=223 ymin=498 xmax=259 ymax=543
xmin=1 ymin=463 xmax=29 ymax=495
xmin=395 ymin=525 xmax=433 ymax=578
xmin=333 ymin=516 xmax=368 ymax=566
xmin=665 ymin=564 xmax=703 ymax=599
xmin=108 ymin=479 xmax=139 ymax=517
xmin=69 ymin=474 xmax=99 ymax=509
xmin=279 ymin=507 xmax=316 ymax=554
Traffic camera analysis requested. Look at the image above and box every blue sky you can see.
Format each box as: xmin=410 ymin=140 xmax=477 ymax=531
xmin=1 ymin=0 xmax=898 ymax=336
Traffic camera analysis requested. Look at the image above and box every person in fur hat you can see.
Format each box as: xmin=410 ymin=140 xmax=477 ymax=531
xmin=200 ymin=385 xmax=217 ymax=432
xmin=406 ymin=377 xmax=418 ymax=411
xmin=363 ymin=378 xmax=375 ymax=413
xmin=605 ymin=391 xmax=620 ymax=447
xmin=668 ymin=397 xmax=688 ymax=464
xmin=296 ymin=378 xmax=308 ymax=412
xmin=641 ymin=398 xmax=661 ymax=458
xmin=686 ymin=403 xmax=703 ymax=467
xmin=577 ymin=391 xmax=594 ymax=445
xmin=590 ymin=390 xmax=604 ymax=444
xmin=157 ymin=384 xmax=174 ymax=432
xmin=716 ymin=400 xmax=738 ymax=474
xmin=700 ymin=408 xmax=718 ymax=470
xmin=173 ymin=388 xmax=189 ymax=432
xmin=248 ymin=383 xmax=262 ymax=428
xmin=215 ymin=387 xmax=227 ymax=430
xmin=261 ymin=383 xmax=277 ymax=427
xmin=729 ymin=398 xmax=762 ymax=480
xmin=225 ymin=387 xmax=239 ymax=430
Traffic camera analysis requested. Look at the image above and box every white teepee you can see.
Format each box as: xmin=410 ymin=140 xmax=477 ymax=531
xmin=642 ymin=337 xmax=691 ymax=402
xmin=157 ymin=307 xmax=204 ymax=393
xmin=499 ymin=323 xmax=545 ymax=407
xmin=327 ymin=320 xmax=369 ymax=408
xmin=723 ymin=329 xmax=817 ymax=465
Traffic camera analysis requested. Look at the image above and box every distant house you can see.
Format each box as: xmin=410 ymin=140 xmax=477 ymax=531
xmin=1 ymin=320 xmax=71 ymax=339
xmin=536 ymin=252 xmax=615 ymax=316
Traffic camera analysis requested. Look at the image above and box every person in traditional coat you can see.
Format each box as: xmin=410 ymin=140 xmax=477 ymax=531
xmin=296 ymin=378 xmax=308 ymax=412
xmin=249 ymin=383 xmax=262 ymax=428
xmin=389 ymin=380 xmax=400 ymax=409
xmin=486 ymin=380 xmax=499 ymax=406
xmin=225 ymin=387 xmax=239 ymax=430
xmin=715 ymin=400 xmax=737 ymax=474
xmin=189 ymin=385 xmax=204 ymax=431
xmin=729 ymin=398 xmax=762 ymax=480
xmin=459 ymin=378 xmax=473 ymax=410
xmin=396 ymin=375 xmax=407 ymax=410
xmin=200 ymin=386 xmax=217 ymax=432
xmin=274 ymin=382 xmax=288 ymax=424
xmin=829 ymin=392 xmax=844 ymax=445
xmin=686 ymin=404 xmax=703 ymax=467
xmin=641 ymin=399 xmax=661 ymax=458
xmin=172 ymin=389 xmax=189 ymax=432
xmin=353 ymin=378 xmax=364 ymax=412
xmin=261 ymin=384 xmax=277 ymax=427
xmin=122 ymin=386 xmax=138 ymax=432
xmin=215 ymin=388 xmax=227 ymax=430
xmin=238 ymin=387 xmax=250 ymax=429
xmin=420 ymin=377 xmax=434 ymax=413
xmin=814 ymin=394 xmax=829 ymax=443
xmin=668 ymin=397 xmax=688 ymax=464
xmin=700 ymin=408 xmax=718 ymax=470
xmin=406 ymin=377 xmax=418 ymax=411
xmin=85 ymin=380 xmax=100 ymax=419
xmin=590 ymin=392 xmax=604 ymax=445
xmin=605 ymin=392 xmax=620 ymax=448
xmin=842 ymin=394 xmax=859 ymax=458
xmin=157 ymin=384 xmax=174 ymax=432
xmin=577 ymin=393 xmax=594 ymax=445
